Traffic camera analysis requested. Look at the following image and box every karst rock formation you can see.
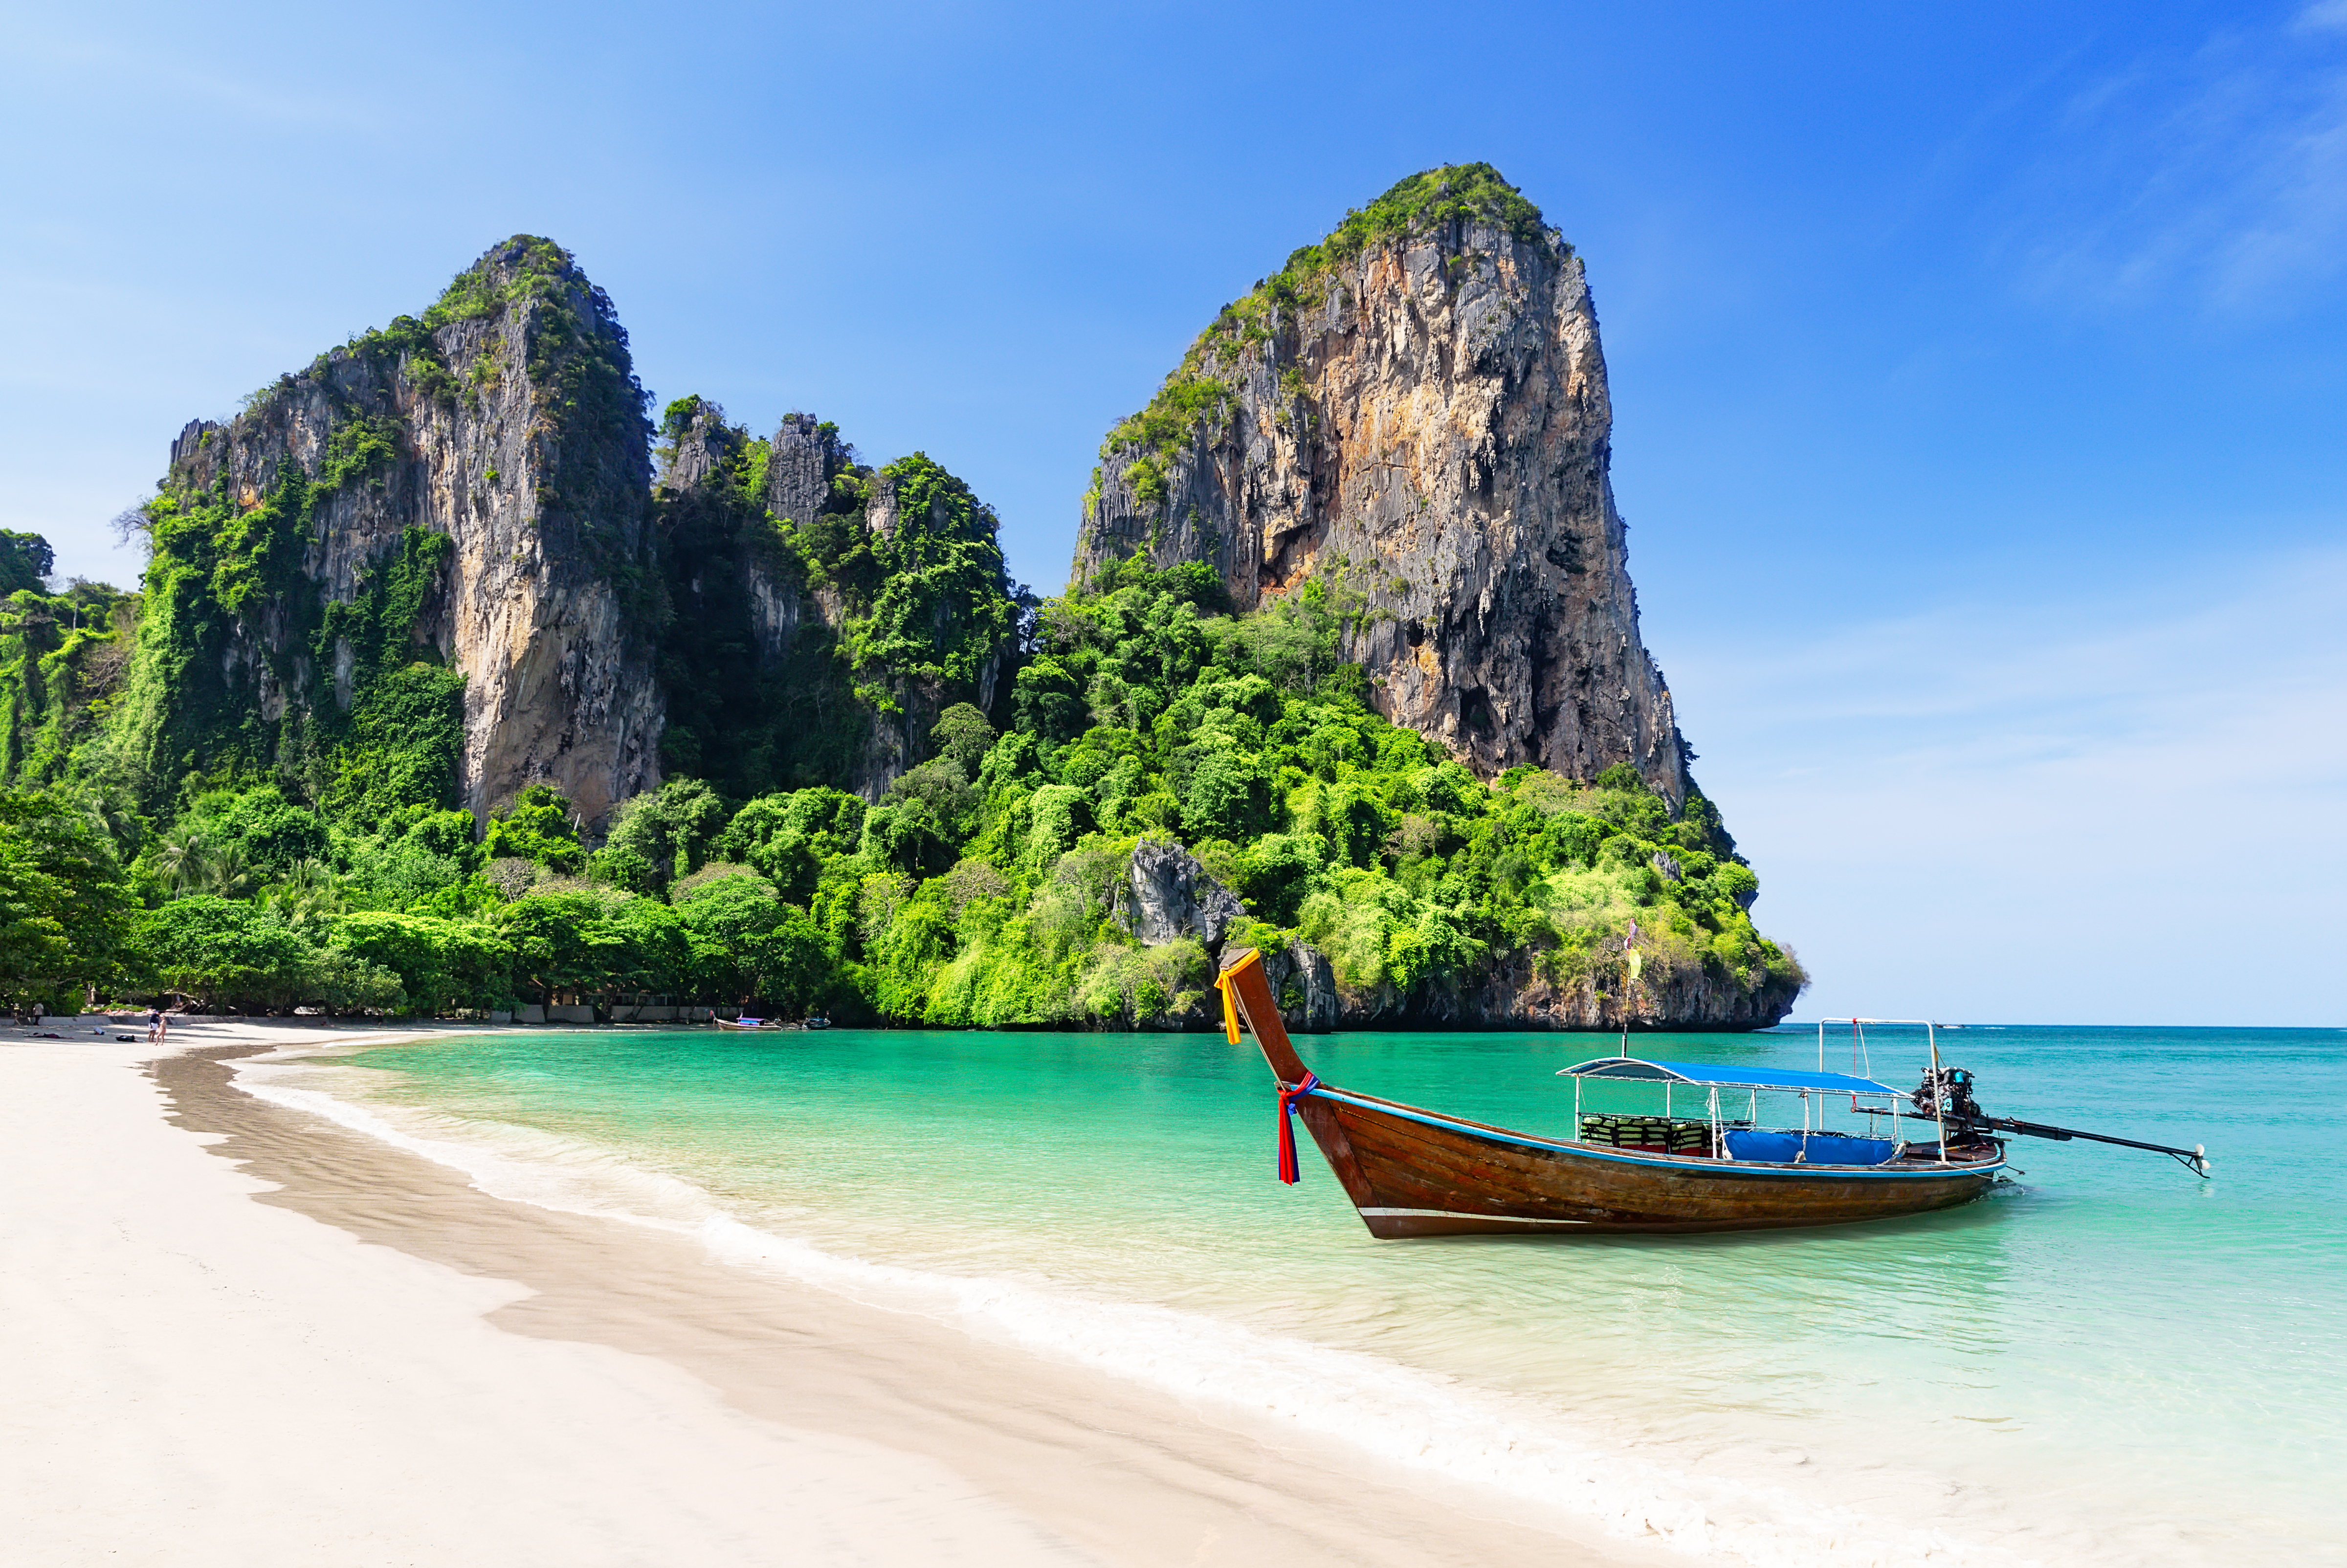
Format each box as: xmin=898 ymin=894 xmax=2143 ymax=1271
xmin=1073 ymin=164 xmax=1689 ymax=804
xmin=75 ymin=188 xmax=1795 ymax=1033
xmin=152 ymin=238 xmax=663 ymax=824
xmin=136 ymin=238 xmax=1011 ymax=827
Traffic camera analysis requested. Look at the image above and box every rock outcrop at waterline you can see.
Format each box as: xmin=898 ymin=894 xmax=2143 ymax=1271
xmin=1102 ymin=836 xmax=1797 ymax=1035
xmin=1073 ymin=164 xmax=1687 ymax=805
xmin=1148 ymin=931 xmax=1795 ymax=1036
xmin=1114 ymin=837 xmax=1248 ymax=948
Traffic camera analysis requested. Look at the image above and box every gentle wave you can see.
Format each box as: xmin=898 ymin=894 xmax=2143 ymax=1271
xmin=234 ymin=1056 xmax=2036 ymax=1568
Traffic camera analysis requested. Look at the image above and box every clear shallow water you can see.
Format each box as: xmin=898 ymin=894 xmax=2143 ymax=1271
xmin=249 ymin=1023 xmax=2346 ymax=1568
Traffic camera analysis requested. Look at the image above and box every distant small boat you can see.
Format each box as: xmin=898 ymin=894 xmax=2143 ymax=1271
xmin=1213 ymin=950 xmax=2208 ymax=1238
xmin=805 ymin=1015 xmax=831 ymax=1030
xmin=714 ymin=1016 xmax=770 ymax=1032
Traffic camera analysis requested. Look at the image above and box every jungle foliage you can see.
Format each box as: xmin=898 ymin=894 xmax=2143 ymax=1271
xmin=0 ymin=532 xmax=57 ymax=596
xmin=649 ymin=398 xmax=1016 ymax=796
xmin=0 ymin=547 xmax=1792 ymax=1025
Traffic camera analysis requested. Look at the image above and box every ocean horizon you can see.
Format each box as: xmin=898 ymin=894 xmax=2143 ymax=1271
xmin=244 ymin=1020 xmax=2344 ymax=1568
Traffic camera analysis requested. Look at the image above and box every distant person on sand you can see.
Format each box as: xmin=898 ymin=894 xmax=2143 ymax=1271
xmin=147 ymin=1008 xmax=165 ymax=1045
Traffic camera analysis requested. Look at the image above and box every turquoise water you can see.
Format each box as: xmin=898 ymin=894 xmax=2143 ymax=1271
xmin=252 ymin=1023 xmax=2345 ymax=1568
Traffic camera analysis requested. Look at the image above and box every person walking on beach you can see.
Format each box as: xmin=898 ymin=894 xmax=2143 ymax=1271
xmin=146 ymin=1007 xmax=166 ymax=1045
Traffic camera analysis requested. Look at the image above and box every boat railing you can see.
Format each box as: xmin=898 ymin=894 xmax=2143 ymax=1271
xmin=1813 ymin=1016 xmax=1952 ymax=1158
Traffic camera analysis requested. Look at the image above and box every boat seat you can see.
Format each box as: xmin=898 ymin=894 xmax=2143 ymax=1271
xmin=1723 ymin=1129 xmax=1901 ymax=1165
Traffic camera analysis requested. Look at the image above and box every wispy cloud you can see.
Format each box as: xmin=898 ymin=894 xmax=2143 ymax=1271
xmin=2298 ymin=1 xmax=2347 ymax=35
xmin=0 ymin=19 xmax=383 ymax=135
xmin=1999 ymin=16 xmax=2347 ymax=314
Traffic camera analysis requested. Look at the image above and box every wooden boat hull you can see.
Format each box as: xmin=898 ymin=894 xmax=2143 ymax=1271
xmin=1216 ymin=950 xmax=2002 ymax=1237
xmin=1295 ymin=1086 xmax=2000 ymax=1236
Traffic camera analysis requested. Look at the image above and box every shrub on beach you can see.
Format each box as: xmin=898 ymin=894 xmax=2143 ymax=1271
xmin=132 ymin=897 xmax=405 ymax=1015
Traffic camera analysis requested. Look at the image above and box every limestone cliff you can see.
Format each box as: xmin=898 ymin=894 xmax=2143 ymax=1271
xmin=60 ymin=204 xmax=1793 ymax=1034
xmin=134 ymin=237 xmax=661 ymax=825
xmin=1073 ymin=164 xmax=1687 ymax=804
xmin=650 ymin=399 xmax=1016 ymax=802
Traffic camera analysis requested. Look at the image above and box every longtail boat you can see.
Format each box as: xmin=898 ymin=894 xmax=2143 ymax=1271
xmin=1212 ymin=949 xmax=2209 ymax=1238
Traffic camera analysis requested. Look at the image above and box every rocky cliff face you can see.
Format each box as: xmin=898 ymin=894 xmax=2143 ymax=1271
xmin=126 ymin=230 xmax=1014 ymax=837
xmin=650 ymin=401 xmax=1015 ymax=803
xmin=1114 ymin=837 xmax=1247 ymax=948
xmin=1330 ymin=948 xmax=1797 ymax=1032
xmin=1073 ymin=165 xmax=1687 ymax=805
xmin=148 ymin=237 xmax=662 ymax=825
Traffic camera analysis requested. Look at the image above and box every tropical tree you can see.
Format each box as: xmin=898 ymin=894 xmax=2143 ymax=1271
xmin=482 ymin=785 xmax=586 ymax=873
xmin=132 ymin=897 xmax=318 ymax=1012
xmin=0 ymin=790 xmax=136 ymax=1007
xmin=329 ymin=910 xmax=511 ymax=1014
xmin=261 ymin=857 xmax=346 ymax=931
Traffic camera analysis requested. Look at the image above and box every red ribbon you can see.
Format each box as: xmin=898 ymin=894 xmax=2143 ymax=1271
xmin=1277 ymin=1072 xmax=1321 ymax=1185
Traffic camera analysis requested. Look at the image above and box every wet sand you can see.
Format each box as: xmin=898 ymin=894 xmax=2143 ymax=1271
xmin=1 ymin=1021 xmax=1652 ymax=1566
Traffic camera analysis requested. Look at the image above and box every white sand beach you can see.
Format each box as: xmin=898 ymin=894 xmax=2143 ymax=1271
xmin=0 ymin=1021 xmax=1643 ymax=1567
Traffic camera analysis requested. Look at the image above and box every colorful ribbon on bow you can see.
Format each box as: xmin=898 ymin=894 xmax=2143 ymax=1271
xmin=1277 ymin=1071 xmax=1321 ymax=1184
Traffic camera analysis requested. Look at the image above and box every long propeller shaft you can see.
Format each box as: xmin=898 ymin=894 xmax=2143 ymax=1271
xmin=1903 ymin=1112 xmax=2211 ymax=1177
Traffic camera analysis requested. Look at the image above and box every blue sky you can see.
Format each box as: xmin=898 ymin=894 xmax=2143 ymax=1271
xmin=3 ymin=1 xmax=2341 ymax=1023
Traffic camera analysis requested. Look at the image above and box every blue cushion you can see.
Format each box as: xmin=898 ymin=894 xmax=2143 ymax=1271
xmin=1723 ymin=1129 xmax=1900 ymax=1166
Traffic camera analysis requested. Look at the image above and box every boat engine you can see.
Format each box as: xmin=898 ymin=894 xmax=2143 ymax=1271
xmin=1915 ymin=1065 xmax=1984 ymax=1130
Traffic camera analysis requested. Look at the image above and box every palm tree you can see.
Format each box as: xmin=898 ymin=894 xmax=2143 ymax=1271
xmin=263 ymin=858 xmax=345 ymax=930
xmin=154 ymin=830 xmax=210 ymax=895
xmin=196 ymin=840 xmax=256 ymax=900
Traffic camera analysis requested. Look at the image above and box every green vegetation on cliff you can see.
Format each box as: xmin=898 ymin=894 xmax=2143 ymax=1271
xmin=0 ymin=547 xmax=1794 ymax=1024
xmin=0 ymin=542 xmax=1793 ymax=1028
xmin=0 ymin=216 xmax=1796 ymax=1028
xmin=649 ymin=398 xmax=857 ymax=792
xmin=815 ymin=558 xmax=1794 ymax=1026
xmin=108 ymin=449 xmax=464 ymax=828
xmin=649 ymin=398 xmax=1015 ymax=795
xmin=0 ymin=580 xmax=135 ymax=788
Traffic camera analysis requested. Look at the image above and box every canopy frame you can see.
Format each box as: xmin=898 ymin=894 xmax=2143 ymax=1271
xmin=1813 ymin=1017 xmax=1947 ymax=1162
xmin=1556 ymin=1056 xmax=1907 ymax=1099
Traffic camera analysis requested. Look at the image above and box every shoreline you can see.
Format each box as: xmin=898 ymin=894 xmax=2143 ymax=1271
xmin=3 ymin=1019 xmax=1653 ymax=1566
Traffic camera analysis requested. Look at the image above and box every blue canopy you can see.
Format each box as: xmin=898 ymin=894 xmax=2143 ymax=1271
xmin=1558 ymin=1056 xmax=1904 ymax=1098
